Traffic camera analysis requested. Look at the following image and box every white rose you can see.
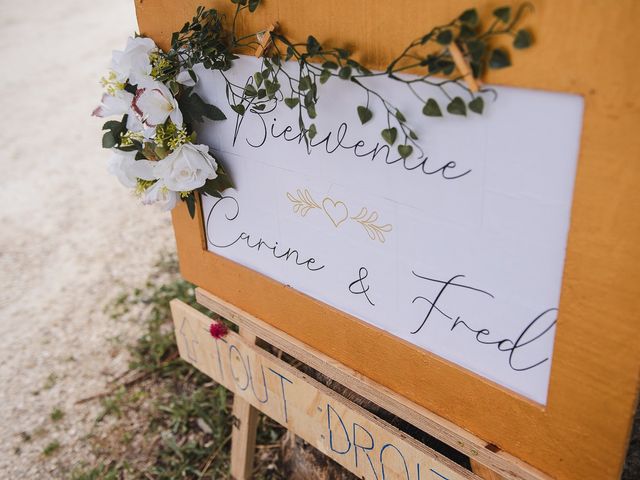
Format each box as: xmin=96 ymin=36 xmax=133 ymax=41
xmin=154 ymin=143 xmax=218 ymax=192
xmin=124 ymin=113 xmax=156 ymax=139
xmin=92 ymin=89 xmax=156 ymax=138
xmin=132 ymin=80 xmax=183 ymax=127
xmin=107 ymin=149 xmax=156 ymax=188
xmin=175 ymin=69 xmax=196 ymax=87
xmin=92 ymin=89 xmax=134 ymax=118
xmin=110 ymin=36 xmax=156 ymax=85
xmin=141 ymin=181 xmax=179 ymax=211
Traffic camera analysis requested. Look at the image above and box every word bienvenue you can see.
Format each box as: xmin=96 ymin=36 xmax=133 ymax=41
xmin=205 ymin=195 xmax=556 ymax=373
xmin=239 ymin=113 xmax=471 ymax=181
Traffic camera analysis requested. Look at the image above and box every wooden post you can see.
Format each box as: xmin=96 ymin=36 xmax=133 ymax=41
xmin=229 ymin=329 xmax=260 ymax=480
xmin=172 ymin=299 xmax=482 ymax=480
xmin=195 ymin=289 xmax=548 ymax=480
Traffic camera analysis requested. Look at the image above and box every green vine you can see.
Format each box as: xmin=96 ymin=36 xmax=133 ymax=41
xmin=165 ymin=1 xmax=534 ymax=159
xmin=99 ymin=1 xmax=534 ymax=217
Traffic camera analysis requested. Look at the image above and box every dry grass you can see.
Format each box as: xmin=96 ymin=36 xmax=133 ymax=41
xmin=68 ymin=254 xmax=354 ymax=479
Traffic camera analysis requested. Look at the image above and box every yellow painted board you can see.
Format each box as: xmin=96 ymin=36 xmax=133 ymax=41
xmin=136 ymin=2 xmax=640 ymax=479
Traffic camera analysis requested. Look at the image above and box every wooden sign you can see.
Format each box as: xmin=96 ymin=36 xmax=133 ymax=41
xmin=171 ymin=299 xmax=477 ymax=480
xmin=136 ymin=1 xmax=640 ymax=479
xmin=195 ymin=57 xmax=582 ymax=405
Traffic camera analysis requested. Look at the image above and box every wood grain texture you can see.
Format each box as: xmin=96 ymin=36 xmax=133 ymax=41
xmin=448 ymin=42 xmax=479 ymax=93
xmin=229 ymin=329 xmax=259 ymax=480
xmin=170 ymin=299 xmax=480 ymax=480
xmin=196 ymin=287 xmax=549 ymax=480
xmin=136 ymin=1 xmax=640 ymax=479
xmin=471 ymin=459 xmax=508 ymax=480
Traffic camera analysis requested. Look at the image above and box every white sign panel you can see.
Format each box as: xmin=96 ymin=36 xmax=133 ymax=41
xmin=195 ymin=57 xmax=584 ymax=404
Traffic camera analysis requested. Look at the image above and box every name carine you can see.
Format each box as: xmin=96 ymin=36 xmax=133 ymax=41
xmin=205 ymin=195 xmax=325 ymax=272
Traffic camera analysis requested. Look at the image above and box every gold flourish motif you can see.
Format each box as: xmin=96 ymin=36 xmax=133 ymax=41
xmin=350 ymin=208 xmax=393 ymax=243
xmin=286 ymin=189 xmax=393 ymax=243
xmin=286 ymin=189 xmax=320 ymax=216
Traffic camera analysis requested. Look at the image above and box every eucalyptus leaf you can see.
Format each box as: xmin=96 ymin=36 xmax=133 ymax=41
xmin=231 ymin=104 xmax=246 ymax=115
xmin=440 ymin=60 xmax=455 ymax=75
xmin=395 ymin=110 xmax=406 ymax=122
xmin=459 ymin=8 xmax=478 ymax=27
xmin=322 ymin=61 xmax=338 ymax=70
xmin=253 ymin=71 xmax=263 ymax=87
xmin=202 ymin=169 xmax=234 ymax=197
xmin=284 ymin=97 xmax=299 ymax=109
xmin=304 ymin=90 xmax=314 ymax=108
xmin=319 ymin=69 xmax=331 ymax=84
xmin=357 ymin=106 xmax=373 ymax=124
xmin=185 ymin=195 xmax=196 ymax=219
xmin=468 ymin=96 xmax=484 ymax=114
xmin=447 ymin=97 xmax=467 ymax=116
xmin=265 ymin=79 xmax=280 ymax=97
xmin=493 ymin=6 xmax=511 ymax=23
xmin=398 ymin=144 xmax=413 ymax=159
xmin=470 ymin=61 xmax=483 ymax=78
xmin=436 ymin=29 xmax=453 ymax=45
xmin=307 ymin=35 xmax=321 ymax=55
xmin=422 ymin=98 xmax=442 ymax=117
xmin=467 ymin=40 xmax=485 ymax=62
xmin=248 ymin=0 xmax=260 ymax=12
xmin=381 ymin=127 xmax=398 ymax=145
xmin=299 ymin=76 xmax=312 ymax=91
xmin=285 ymin=46 xmax=294 ymax=61
xmin=179 ymin=91 xmax=226 ymax=124
xmin=338 ymin=66 xmax=352 ymax=79
xmin=102 ymin=120 xmax=121 ymax=131
xmin=514 ymin=29 xmax=532 ymax=49
xmin=102 ymin=131 xmax=116 ymax=149
xmin=459 ymin=24 xmax=475 ymax=40
xmin=420 ymin=32 xmax=433 ymax=45
xmin=308 ymin=123 xmax=317 ymax=140
xmin=488 ymin=48 xmax=511 ymax=69
xmin=307 ymin=104 xmax=317 ymax=119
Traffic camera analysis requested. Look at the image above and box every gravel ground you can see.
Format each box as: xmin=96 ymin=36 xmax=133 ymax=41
xmin=0 ymin=0 xmax=174 ymax=476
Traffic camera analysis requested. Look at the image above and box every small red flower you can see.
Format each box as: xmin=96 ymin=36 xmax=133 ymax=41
xmin=209 ymin=321 xmax=229 ymax=339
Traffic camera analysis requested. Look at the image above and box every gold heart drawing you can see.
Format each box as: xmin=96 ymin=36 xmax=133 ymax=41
xmin=287 ymin=189 xmax=393 ymax=243
xmin=322 ymin=197 xmax=349 ymax=228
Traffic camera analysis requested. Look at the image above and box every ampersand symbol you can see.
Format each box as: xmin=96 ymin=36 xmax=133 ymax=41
xmin=348 ymin=267 xmax=375 ymax=306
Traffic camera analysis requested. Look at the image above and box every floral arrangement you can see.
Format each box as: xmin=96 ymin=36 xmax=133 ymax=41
xmin=95 ymin=1 xmax=532 ymax=217
xmin=93 ymin=32 xmax=231 ymax=216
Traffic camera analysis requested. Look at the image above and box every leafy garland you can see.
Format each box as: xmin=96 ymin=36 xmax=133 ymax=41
xmin=94 ymin=0 xmax=533 ymax=217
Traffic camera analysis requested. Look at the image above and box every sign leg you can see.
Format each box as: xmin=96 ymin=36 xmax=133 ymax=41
xmin=229 ymin=330 xmax=259 ymax=480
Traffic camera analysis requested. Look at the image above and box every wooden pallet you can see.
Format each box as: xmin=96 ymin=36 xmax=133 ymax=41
xmin=168 ymin=290 xmax=551 ymax=480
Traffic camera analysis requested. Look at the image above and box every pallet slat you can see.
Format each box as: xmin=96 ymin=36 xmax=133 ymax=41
xmin=195 ymin=288 xmax=549 ymax=480
xmin=171 ymin=299 xmax=479 ymax=480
